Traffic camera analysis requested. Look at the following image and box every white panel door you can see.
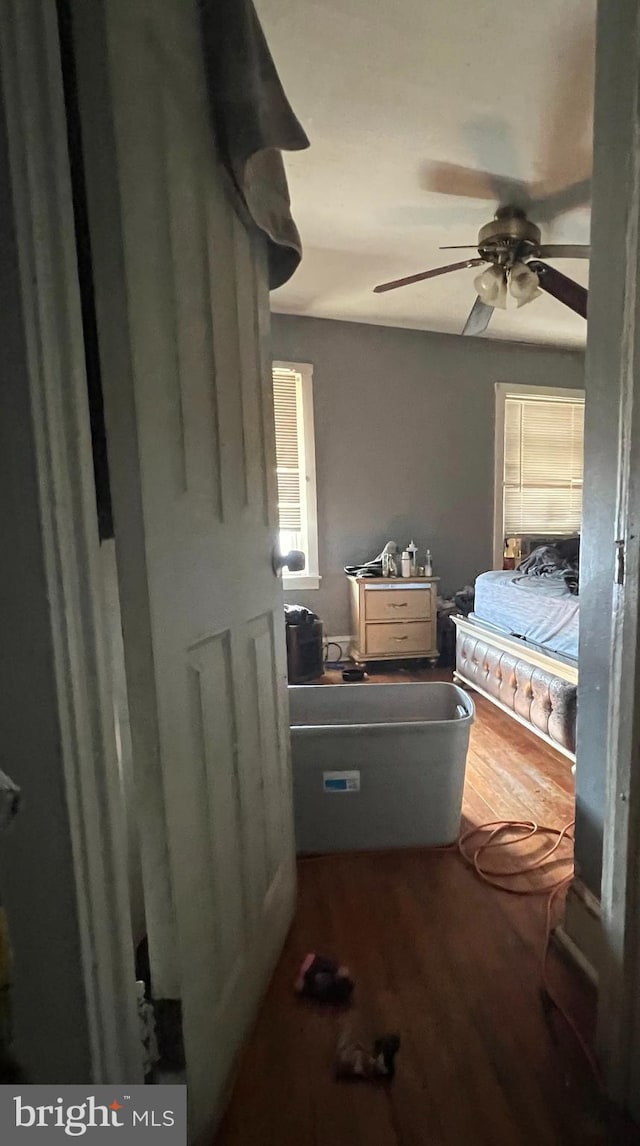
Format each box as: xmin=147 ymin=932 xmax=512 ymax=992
xmin=72 ymin=0 xmax=296 ymax=1135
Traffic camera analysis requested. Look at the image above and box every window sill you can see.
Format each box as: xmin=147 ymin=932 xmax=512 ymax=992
xmin=282 ymin=574 xmax=321 ymax=591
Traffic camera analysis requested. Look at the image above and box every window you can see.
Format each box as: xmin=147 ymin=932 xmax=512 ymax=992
xmin=494 ymin=384 xmax=585 ymax=566
xmin=272 ymin=361 xmax=319 ymax=589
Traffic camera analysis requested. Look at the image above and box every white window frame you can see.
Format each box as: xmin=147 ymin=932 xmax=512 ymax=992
xmin=273 ymin=361 xmax=320 ymax=590
xmin=493 ymin=383 xmax=586 ymax=569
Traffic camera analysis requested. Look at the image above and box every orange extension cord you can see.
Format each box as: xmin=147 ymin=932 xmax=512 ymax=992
xmin=456 ymin=817 xmax=604 ymax=1087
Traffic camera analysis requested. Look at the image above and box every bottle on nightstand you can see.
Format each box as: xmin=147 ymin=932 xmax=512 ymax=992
xmin=424 ymin=549 xmax=433 ymax=577
xmin=407 ymin=540 xmax=418 ymax=576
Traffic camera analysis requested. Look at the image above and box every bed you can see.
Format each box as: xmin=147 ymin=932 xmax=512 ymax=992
xmin=453 ymin=563 xmax=578 ymax=763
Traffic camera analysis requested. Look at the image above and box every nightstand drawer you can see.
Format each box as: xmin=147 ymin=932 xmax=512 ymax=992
xmin=365 ymin=621 xmax=434 ymax=657
xmin=364 ymin=585 xmax=433 ymax=622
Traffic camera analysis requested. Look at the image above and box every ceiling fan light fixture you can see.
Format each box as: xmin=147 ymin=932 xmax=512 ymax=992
xmin=473 ymin=265 xmax=507 ymax=309
xmin=509 ymin=261 xmax=541 ymax=307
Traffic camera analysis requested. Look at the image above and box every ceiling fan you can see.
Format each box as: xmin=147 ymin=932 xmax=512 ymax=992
xmin=373 ymin=205 xmax=589 ymax=336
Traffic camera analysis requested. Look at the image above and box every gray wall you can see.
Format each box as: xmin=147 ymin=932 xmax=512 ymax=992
xmin=272 ymin=313 xmax=584 ymax=634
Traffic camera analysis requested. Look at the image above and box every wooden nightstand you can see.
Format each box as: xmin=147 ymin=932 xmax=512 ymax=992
xmin=348 ymin=575 xmax=440 ymax=664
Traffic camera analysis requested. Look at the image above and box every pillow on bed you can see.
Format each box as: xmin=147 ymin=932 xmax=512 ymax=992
xmin=518 ymin=541 xmax=579 ymax=595
xmin=518 ymin=546 xmax=565 ymax=576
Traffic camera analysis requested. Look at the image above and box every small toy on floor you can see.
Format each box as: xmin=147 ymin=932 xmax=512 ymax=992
xmin=294 ymin=953 xmax=354 ymax=1005
xmin=335 ymin=1029 xmax=401 ymax=1081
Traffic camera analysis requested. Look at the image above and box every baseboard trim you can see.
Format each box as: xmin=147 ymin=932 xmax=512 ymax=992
xmin=554 ymin=876 xmax=601 ymax=985
xmin=323 ymin=635 xmax=353 ymax=660
xmin=554 ymin=925 xmax=599 ymax=986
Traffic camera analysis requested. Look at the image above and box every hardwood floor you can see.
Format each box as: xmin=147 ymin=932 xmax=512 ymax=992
xmin=215 ymin=670 xmax=638 ymax=1145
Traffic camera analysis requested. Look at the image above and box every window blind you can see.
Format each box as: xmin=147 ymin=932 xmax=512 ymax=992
xmin=273 ymin=366 xmax=303 ymax=530
xmin=503 ymin=393 xmax=584 ymax=535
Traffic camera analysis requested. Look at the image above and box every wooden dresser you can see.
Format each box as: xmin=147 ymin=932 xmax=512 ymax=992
xmin=348 ymin=575 xmax=440 ymax=664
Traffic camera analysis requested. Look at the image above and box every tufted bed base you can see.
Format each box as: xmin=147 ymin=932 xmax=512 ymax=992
xmin=452 ymin=614 xmax=577 ymax=763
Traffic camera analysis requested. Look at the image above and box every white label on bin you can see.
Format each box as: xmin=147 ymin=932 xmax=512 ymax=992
xmin=323 ymin=770 xmax=360 ymax=793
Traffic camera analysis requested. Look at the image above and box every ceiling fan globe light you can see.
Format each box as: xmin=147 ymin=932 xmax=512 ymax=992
xmin=474 ymin=265 xmax=507 ymax=309
xmin=509 ymin=261 xmax=542 ymax=307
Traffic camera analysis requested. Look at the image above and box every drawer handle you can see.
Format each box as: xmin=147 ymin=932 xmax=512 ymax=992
xmin=388 ymin=602 xmax=408 ymax=608
xmin=393 ymin=635 xmax=409 ymax=641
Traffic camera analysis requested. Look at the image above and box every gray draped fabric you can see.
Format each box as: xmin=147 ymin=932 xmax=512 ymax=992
xmin=0 ymin=770 xmax=20 ymax=833
xmin=199 ymin=0 xmax=309 ymax=289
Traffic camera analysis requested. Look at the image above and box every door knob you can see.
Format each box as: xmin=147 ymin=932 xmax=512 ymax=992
xmin=273 ymin=548 xmax=305 ymax=577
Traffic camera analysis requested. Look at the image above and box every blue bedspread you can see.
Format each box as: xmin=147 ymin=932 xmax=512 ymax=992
xmin=474 ymin=570 xmax=579 ymax=660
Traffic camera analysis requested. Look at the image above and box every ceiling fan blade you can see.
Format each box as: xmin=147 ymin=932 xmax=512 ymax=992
xmin=439 ymin=245 xmax=479 ymax=250
xmin=462 ymin=296 xmax=494 ymax=337
xmin=421 ymin=161 xmax=532 ymax=210
xmin=537 ymin=244 xmax=590 ymax=260
xmin=528 ymin=260 xmax=588 ymax=319
xmin=530 ymin=178 xmax=592 ymax=222
xmin=373 ymin=258 xmax=485 ymax=294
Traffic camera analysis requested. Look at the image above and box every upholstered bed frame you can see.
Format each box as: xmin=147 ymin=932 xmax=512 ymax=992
xmin=452 ymin=614 xmax=577 ymax=763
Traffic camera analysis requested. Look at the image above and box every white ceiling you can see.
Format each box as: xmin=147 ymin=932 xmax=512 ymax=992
xmin=257 ymin=0 xmax=596 ymax=347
